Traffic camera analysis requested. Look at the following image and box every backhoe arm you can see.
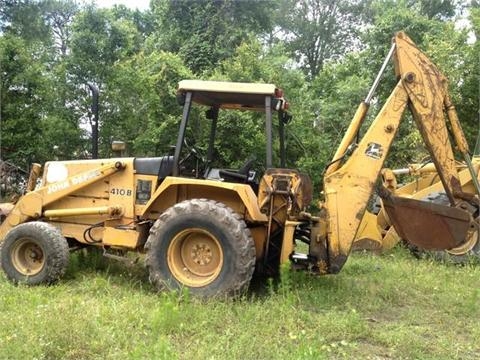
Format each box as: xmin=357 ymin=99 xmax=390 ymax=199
xmin=319 ymin=79 xmax=409 ymax=272
xmin=312 ymin=32 xmax=475 ymax=273
xmin=394 ymin=32 xmax=476 ymax=203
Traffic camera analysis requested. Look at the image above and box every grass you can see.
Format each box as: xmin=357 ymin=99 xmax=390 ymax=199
xmin=1 ymin=247 xmax=479 ymax=359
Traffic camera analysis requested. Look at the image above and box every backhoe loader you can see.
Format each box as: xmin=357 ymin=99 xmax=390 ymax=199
xmin=0 ymin=32 xmax=478 ymax=297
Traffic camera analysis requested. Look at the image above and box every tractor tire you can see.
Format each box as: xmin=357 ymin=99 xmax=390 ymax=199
xmin=145 ymin=199 xmax=256 ymax=298
xmin=0 ymin=222 xmax=69 ymax=285
xmin=406 ymin=192 xmax=480 ymax=264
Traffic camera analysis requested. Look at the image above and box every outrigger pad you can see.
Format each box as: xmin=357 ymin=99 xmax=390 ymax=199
xmin=381 ymin=195 xmax=471 ymax=250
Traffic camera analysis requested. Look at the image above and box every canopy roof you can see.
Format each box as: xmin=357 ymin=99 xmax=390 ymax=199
xmin=177 ymin=80 xmax=281 ymax=111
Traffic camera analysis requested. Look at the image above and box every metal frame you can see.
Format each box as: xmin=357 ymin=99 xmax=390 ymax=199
xmin=174 ymin=88 xmax=284 ymax=174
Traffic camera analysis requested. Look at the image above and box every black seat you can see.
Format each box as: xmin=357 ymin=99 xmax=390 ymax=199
xmin=218 ymin=158 xmax=256 ymax=183
xmin=134 ymin=156 xmax=174 ymax=178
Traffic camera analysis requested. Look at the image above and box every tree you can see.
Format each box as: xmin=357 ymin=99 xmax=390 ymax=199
xmin=458 ymin=4 xmax=480 ymax=150
xmin=43 ymin=0 xmax=79 ymax=57
xmin=359 ymin=0 xmax=471 ymax=166
xmin=67 ymin=6 xmax=145 ymax=156
xmin=105 ymin=50 xmax=193 ymax=157
xmin=1 ymin=34 xmax=49 ymax=165
xmin=413 ymin=0 xmax=457 ymax=20
xmin=68 ymin=7 xmax=142 ymax=84
xmin=150 ymin=0 xmax=275 ymax=74
xmin=205 ymin=38 xmax=306 ymax=170
xmin=275 ymin=0 xmax=368 ymax=79
xmin=0 ymin=0 xmax=51 ymax=43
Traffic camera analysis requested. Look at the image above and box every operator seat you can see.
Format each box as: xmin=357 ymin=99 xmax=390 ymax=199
xmin=218 ymin=157 xmax=256 ymax=184
xmin=133 ymin=156 xmax=174 ymax=179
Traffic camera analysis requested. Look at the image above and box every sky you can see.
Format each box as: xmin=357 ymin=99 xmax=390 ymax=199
xmin=95 ymin=0 xmax=150 ymax=11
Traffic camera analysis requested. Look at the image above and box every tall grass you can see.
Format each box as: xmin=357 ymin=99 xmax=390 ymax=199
xmin=1 ymin=247 xmax=479 ymax=359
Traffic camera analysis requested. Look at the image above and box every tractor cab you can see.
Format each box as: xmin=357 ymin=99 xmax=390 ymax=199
xmin=174 ymin=80 xmax=291 ymax=185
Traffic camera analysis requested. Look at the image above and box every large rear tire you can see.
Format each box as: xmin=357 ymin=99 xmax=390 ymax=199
xmin=0 ymin=222 xmax=69 ymax=284
xmin=145 ymin=199 xmax=256 ymax=298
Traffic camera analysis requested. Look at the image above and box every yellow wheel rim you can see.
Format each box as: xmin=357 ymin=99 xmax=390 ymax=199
xmin=167 ymin=228 xmax=223 ymax=287
xmin=11 ymin=238 xmax=45 ymax=276
xmin=447 ymin=223 xmax=478 ymax=256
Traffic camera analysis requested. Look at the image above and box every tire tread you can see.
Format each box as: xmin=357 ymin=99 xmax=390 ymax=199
xmin=145 ymin=198 xmax=255 ymax=297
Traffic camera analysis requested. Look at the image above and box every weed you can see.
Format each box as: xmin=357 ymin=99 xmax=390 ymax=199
xmin=1 ymin=248 xmax=480 ymax=359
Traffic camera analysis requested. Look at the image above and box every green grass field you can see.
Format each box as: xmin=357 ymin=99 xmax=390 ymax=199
xmin=1 ymin=247 xmax=479 ymax=359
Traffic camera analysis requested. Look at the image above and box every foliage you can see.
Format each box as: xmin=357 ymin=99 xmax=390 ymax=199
xmin=354 ymin=0 xmax=471 ymax=167
xmin=0 ymin=33 xmax=68 ymax=166
xmin=68 ymin=6 xmax=142 ymax=84
xmin=206 ymin=38 xmax=306 ymax=169
xmin=1 ymin=3 xmax=480 ymax=358
xmin=0 ymin=248 xmax=479 ymax=359
xmin=0 ymin=0 xmax=478 ymax=187
xmin=151 ymin=0 xmax=275 ymax=74
xmin=460 ymin=6 xmax=480 ymax=151
xmin=275 ymin=0 xmax=369 ymax=79
xmin=105 ymin=50 xmax=193 ymax=156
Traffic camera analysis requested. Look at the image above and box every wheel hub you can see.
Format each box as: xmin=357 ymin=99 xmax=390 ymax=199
xmin=168 ymin=228 xmax=223 ymax=287
xmin=191 ymin=243 xmax=213 ymax=265
xmin=11 ymin=238 xmax=45 ymax=276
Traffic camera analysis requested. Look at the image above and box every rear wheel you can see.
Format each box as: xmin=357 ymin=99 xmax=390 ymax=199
xmin=0 ymin=222 xmax=69 ymax=284
xmin=145 ymin=199 xmax=256 ymax=298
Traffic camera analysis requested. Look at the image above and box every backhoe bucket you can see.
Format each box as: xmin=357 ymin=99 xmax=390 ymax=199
xmin=381 ymin=195 xmax=471 ymax=250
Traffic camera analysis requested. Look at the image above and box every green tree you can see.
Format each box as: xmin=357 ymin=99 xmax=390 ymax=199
xmin=0 ymin=0 xmax=87 ymax=166
xmin=1 ymin=35 xmax=48 ymax=165
xmin=360 ymin=0 xmax=470 ymax=166
xmin=150 ymin=0 xmax=275 ymax=74
xmin=0 ymin=0 xmax=51 ymax=42
xmin=459 ymin=4 xmax=480 ymax=150
xmin=105 ymin=50 xmax=193 ymax=157
xmin=67 ymin=6 xmax=145 ymax=156
xmin=68 ymin=7 xmax=142 ymax=84
xmin=42 ymin=0 xmax=79 ymax=57
xmin=275 ymin=0 xmax=368 ymax=79
xmin=205 ymin=38 xmax=307 ymax=170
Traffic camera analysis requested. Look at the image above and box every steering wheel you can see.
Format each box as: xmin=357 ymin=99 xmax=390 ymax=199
xmin=179 ymin=139 xmax=206 ymax=177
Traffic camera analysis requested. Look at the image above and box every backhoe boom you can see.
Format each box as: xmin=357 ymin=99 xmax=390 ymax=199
xmin=312 ymin=32 xmax=478 ymax=273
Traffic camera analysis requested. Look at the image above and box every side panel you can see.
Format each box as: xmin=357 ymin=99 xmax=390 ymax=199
xmin=42 ymin=159 xmax=136 ymax=223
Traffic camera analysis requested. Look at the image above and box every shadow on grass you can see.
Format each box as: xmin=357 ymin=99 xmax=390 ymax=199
xmin=64 ymin=248 xmax=335 ymax=301
xmin=247 ymin=263 xmax=351 ymax=303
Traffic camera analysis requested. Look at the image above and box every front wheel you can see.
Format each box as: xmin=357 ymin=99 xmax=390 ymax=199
xmin=145 ymin=199 xmax=256 ymax=298
xmin=0 ymin=222 xmax=69 ymax=285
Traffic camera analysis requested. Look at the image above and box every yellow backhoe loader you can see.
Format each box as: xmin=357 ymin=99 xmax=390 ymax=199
xmin=0 ymin=32 xmax=478 ymax=297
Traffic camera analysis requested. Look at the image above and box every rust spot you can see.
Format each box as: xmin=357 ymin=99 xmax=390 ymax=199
xmin=385 ymin=124 xmax=394 ymax=133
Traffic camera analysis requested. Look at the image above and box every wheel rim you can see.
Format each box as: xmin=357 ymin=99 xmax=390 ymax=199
xmin=446 ymin=223 xmax=478 ymax=256
xmin=167 ymin=228 xmax=223 ymax=287
xmin=10 ymin=238 xmax=45 ymax=276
